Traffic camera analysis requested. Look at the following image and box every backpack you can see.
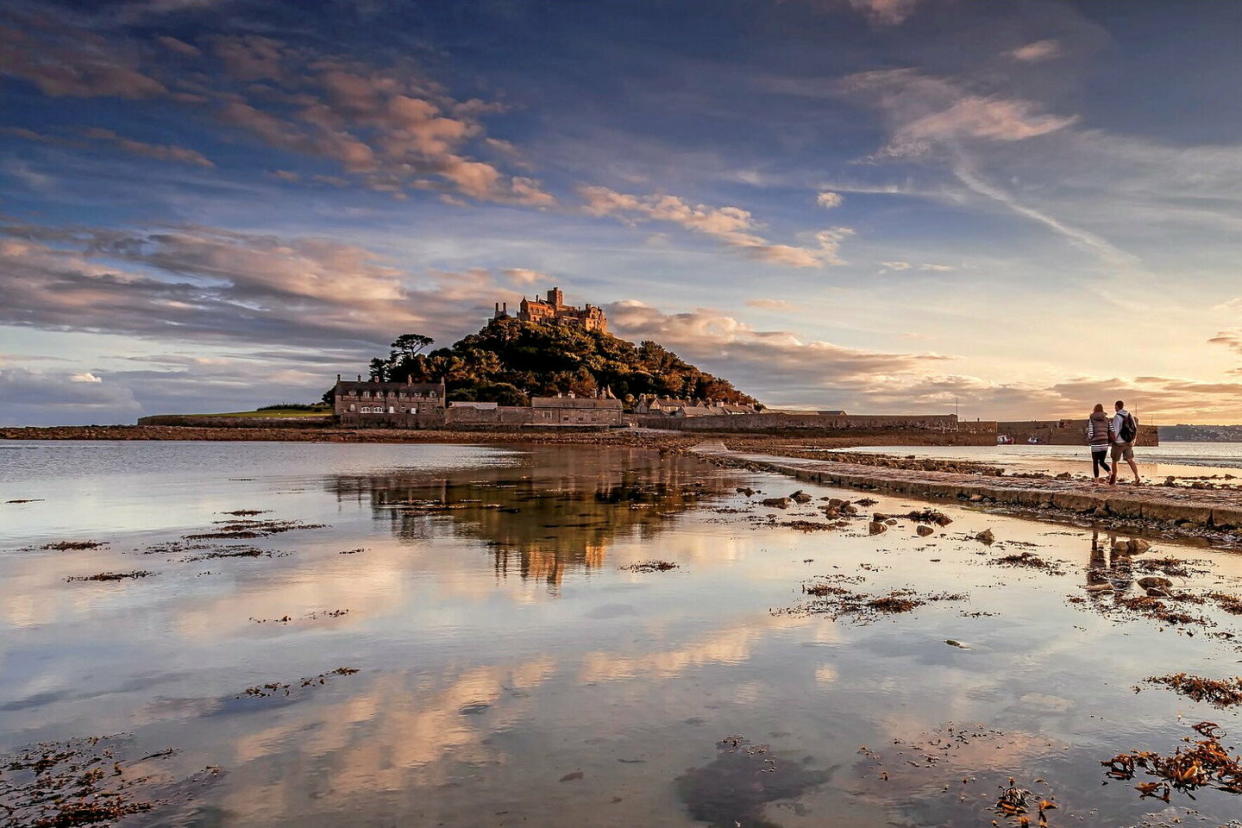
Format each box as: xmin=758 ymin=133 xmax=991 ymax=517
xmin=1119 ymin=412 xmax=1137 ymax=443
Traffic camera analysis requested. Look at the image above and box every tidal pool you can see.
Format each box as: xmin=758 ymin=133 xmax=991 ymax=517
xmin=2 ymin=441 xmax=1241 ymax=826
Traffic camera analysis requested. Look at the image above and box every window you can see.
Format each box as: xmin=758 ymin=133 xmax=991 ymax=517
xmin=349 ymin=404 xmax=356 ymax=412
xmin=387 ymin=406 xmax=395 ymax=414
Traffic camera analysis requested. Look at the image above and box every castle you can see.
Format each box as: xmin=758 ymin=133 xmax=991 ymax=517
xmin=493 ymin=287 xmax=608 ymax=333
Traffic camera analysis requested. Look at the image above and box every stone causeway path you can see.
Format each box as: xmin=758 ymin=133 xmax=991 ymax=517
xmin=691 ymin=441 xmax=1242 ymax=536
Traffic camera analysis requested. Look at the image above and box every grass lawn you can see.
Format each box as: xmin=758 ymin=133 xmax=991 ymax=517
xmin=194 ymin=408 xmax=332 ymax=418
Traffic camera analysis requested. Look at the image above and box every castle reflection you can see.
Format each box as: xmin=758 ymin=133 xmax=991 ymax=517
xmin=326 ymin=445 xmax=739 ymax=591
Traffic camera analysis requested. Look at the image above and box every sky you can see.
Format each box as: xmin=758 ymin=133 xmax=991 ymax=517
xmin=3 ymin=0 xmax=1242 ymax=426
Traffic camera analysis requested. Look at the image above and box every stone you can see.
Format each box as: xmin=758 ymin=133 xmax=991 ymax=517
xmin=885 ymin=518 xmax=897 ymax=525
xmin=868 ymin=521 xmax=887 ymax=535
xmin=790 ymin=490 xmax=812 ymax=504
xmin=1126 ymin=538 xmax=1152 ymax=555
xmin=1137 ymin=576 xmax=1173 ymax=590
xmin=916 ymin=525 xmax=934 ymax=537
xmin=761 ymin=497 xmax=790 ymax=509
xmin=975 ymin=529 xmax=995 ymax=545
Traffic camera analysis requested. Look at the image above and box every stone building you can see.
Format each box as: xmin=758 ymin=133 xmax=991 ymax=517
xmin=494 ymin=287 xmax=608 ymax=333
xmin=333 ymin=377 xmax=446 ymax=426
xmin=530 ymin=395 xmax=623 ymax=427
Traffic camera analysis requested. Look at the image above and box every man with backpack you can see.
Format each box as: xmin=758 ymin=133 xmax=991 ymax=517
xmin=1108 ymin=400 xmax=1141 ymax=486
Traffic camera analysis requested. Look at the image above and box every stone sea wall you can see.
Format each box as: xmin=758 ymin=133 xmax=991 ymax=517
xmin=637 ymin=413 xmax=998 ymax=445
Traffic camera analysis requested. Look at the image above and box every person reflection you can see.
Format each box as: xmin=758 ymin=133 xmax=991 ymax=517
xmin=1086 ymin=529 xmax=1132 ymax=593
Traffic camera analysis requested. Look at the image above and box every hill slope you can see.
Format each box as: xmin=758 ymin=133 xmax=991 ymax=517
xmin=360 ymin=317 xmax=758 ymax=406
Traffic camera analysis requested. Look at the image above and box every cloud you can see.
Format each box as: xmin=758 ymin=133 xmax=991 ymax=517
xmin=3 ymin=19 xmax=553 ymax=207
xmin=605 ymin=300 xmax=949 ymax=399
xmin=81 ymin=127 xmax=214 ymax=167
xmin=195 ymin=42 xmax=555 ymax=205
xmin=0 ymin=366 xmax=141 ymax=426
xmin=211 ymin=34 xmax=286 ymax=81
xmin=501 ymin=268 xmax=547 ymax=286
xmin=816 ymin=191 xmax=843 ymax=208
xmin=842 ymin=69 xmax=1077 ymax=158
xmin=879 ymin=261 xmax=955 ymax=273
xmin=0 ymin=222 xmax=523 ymax=352
xmin=847 ymin=0 xmax=922 ymax=26
xmin=1209 ymin=330 xmax=1242 ymax=355
xmin=579 ymin=186 xmax=853 ymax=268
xmin=1009 ymin=40 xmax=1061 ymax=62
xmin=69 ymin=372 xmax=102 ymax=383
xmin=155 ymin=35 xmax=201 ymax=57
xmin=745 ymin=298 xmax=794 ymax=311
xmin=0 ymin=23 xmax=166 ymax=99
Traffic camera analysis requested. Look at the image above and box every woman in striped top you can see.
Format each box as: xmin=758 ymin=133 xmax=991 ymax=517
xmin=1086 ymin=403 xmax=1113 ymax=483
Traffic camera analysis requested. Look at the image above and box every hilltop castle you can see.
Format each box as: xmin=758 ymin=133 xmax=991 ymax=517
xmin=493 ymin=287 xmax=608 ymax=333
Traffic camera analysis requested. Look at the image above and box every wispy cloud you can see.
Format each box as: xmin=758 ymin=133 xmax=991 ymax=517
xmin=579 ymin=186 xmax=853 ymax=267
xmin=1008 ymin=40 xmax=1061 ymax=63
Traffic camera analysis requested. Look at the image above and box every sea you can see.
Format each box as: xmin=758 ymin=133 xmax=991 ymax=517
xmin=2 ymin=440 xmax=1241 ymax=826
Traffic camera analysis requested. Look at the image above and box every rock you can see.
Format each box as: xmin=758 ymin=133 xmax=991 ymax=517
xmin=1055 ymin=472 xmax=1072 ymax=480
xmin=736 ymin=487 xmax=755 ymax=497
xmin=885 ymin=518 xmax=897 ymax=526
xmin=840 ymin=503 xmax=859 ymax=516
xmin=827 ymin=498 xmax=845 ymax=507
xmin=916 ymin=525 xmax=934 ymax=537
xmin=790 ymin=491 xmax=812 ymax=504
xmin=944 ymin=639 xmax=968 ymax=648
xmin=868 ymin=521 xmax=887 ymax=535
xmin=761 ymin=497 xmax=790 ymax=509
xmin=1137 ymin=576 xmax=1173 ymax=590
xmin=975 ymin=529 xmax=995 ymax=545
xmin=1112 ymin=540 xmax=1130 ymax=554
xmin=1126 ymin=538 xmax=1152 ymax=554
xmin=968 ymin=494 xmax=984 ymax=503
xmin=1145 ymin=587 xmax=1170 ymax=598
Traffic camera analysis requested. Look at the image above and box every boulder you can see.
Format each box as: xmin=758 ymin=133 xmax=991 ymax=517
xmin=916 ymin=525 xmax=934 ymax=537
xmin=761 ymin=497 xmax=790 ymax=509
xmin=1137 ymin=576 xmax=1173 ymax=590
xmin=868 ymin=521 xmax=887 ymax=535
xmin=975 ymin=529 xmax=995 ymax=545
xmin=1126 ymin=538 xmax=1152 ymax=555
xmin=790 ymin=490 xmax=813 ymax=504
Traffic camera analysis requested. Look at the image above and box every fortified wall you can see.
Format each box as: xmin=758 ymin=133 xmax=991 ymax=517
xmin=997 ymin=420 xmax=1160 ymax=447
xmin=636 ymin=412 xmax=998 ymax=445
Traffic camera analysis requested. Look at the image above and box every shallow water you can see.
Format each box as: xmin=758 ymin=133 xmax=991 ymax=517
xmin=2 ymin=441 xmax=1242 ymax=826
xmin=834 ymin=441 xmax=1242 ymax=479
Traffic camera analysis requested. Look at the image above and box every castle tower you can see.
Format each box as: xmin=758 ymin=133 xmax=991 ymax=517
xmin=546 ymin=287 xmax=564 ymax=308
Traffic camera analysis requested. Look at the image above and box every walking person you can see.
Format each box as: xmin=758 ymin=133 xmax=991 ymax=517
xmin=1108 ymin=400 xmax=1141 ymax=485
xmin=1086 ymin=403 xmax=1112 ymax=484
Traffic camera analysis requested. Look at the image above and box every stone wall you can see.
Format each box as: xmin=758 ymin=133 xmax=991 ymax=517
xmin=137 ymin=415 xmax=333 ymax=429
xmin=636 ymin=413 xmax=997 ymax=444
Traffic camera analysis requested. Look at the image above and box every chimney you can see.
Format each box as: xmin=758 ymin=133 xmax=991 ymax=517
xmin=336 ymin=373 xmax=341 ymax=382
xmin=357 ymin=374 xmax=362 ymax=382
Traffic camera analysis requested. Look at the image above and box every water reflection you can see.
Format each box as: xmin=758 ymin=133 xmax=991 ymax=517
xmin=327 ymin=446 xmax=736 ymax=590
xmin=1086 ymin=529 xmax=1134 ymax=591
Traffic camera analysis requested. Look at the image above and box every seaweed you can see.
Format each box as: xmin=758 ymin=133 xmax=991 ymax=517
xmin=1147 ymin=674 xmax=1242 ymax=708
xmin=65 ymin=571 xmax=154 ymax=582
xmin=1102 ymin=722 xmax=1242 ymax=798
